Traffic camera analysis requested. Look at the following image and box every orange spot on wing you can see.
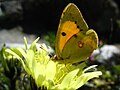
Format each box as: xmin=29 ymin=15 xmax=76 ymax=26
xmin=78 ymin=41 xmax=84 ymax=48
xmin=59 ymin=21 xmax=80 ymax=52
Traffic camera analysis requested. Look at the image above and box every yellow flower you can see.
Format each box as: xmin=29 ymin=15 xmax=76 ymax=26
xmin=6 ymin=37 xmax=102 ymax=90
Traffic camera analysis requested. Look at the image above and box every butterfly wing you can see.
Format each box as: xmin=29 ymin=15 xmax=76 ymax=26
xmin=61 ymin=29 xmax=98 ymax=63
xmin=55 ymin=3 xmax=88 ymax=59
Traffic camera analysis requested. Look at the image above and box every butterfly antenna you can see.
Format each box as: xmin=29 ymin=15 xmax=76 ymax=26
xmin=40 ymin=45 xmax=53 ymax=58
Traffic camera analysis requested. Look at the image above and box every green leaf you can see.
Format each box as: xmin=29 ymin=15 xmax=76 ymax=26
xmin=46 ymin=61 xmax=56 ymax=81
xmin=73 ymin=71 xmax=102 ymax=89
xmin=30 ymin=37 xmax=40 ymax=52
xmin=5 ymin=49 xmax=22 ymax=61
xmin=83 ymin=65 xmax=98 ymax=73
xmin=24 ymin=37 xmax=28 ymax=50
xmin=59 ymin=69 xmax=79 ymax=89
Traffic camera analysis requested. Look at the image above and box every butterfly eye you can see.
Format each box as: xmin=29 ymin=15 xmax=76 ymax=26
xmin=61 ymin=32 xmax=66 ymax=36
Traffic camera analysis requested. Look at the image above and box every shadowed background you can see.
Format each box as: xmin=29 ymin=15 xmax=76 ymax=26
xmin=0 ymin=0 xmax=120 ymax=44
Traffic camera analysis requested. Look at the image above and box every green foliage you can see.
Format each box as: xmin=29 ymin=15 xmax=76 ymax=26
xmin=43 ymin=31 xmax=56 ymax=48
xmin=5 ymin=37 xmax=102 ymax=90
xmin=0 ymin=45 xmax=28 ymax=90
xmin=86 ymin=47 xmax=120 ymax=90
xmin=0 ymin=37 xmax=102 ymax=90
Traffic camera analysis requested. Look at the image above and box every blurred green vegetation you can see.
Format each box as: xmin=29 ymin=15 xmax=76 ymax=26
xmin=0 ymin=39 xmax=120 ymax=90
xmin=0 ymin=45 xmax=30 ymax=90
xmin=42 ymin=31 xmax=56 ymax=49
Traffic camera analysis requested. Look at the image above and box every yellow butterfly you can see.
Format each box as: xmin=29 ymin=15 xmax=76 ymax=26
xmin=55 ymin=3 xmax=98 ymax=63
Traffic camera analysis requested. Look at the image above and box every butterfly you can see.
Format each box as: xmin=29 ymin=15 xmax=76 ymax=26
xmin=55 ymin=3 xmax=98 ymax=63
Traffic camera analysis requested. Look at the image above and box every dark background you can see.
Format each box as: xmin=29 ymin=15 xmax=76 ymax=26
xmin=0 ymin=0 xmax=120 ymax=44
